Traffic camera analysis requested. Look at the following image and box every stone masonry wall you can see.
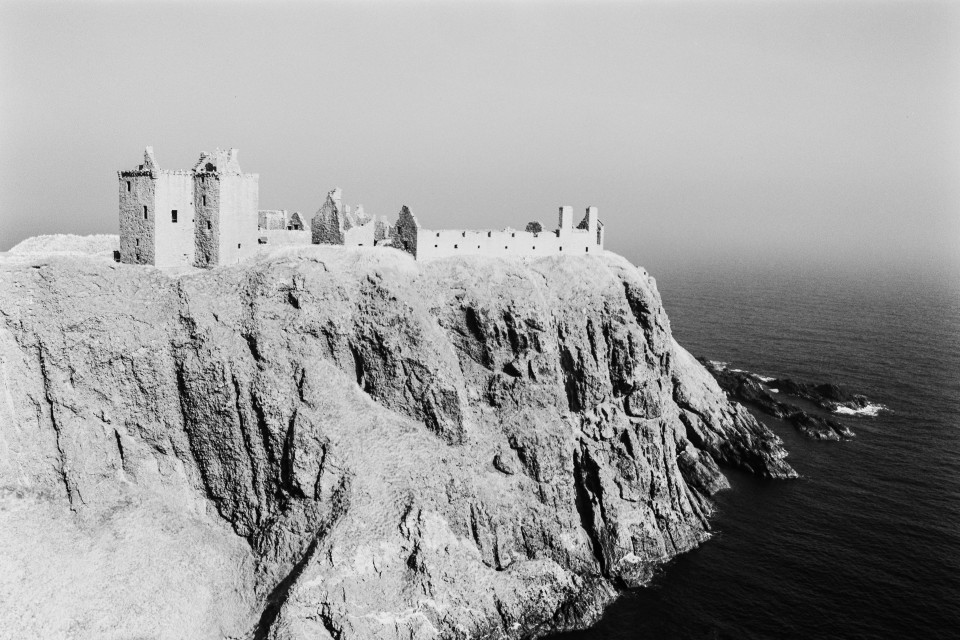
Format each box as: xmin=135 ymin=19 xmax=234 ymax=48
xmin=153 ymin=172 xmax=196 ymax=268
xmin=118 ymin=173 xmax=155 ymax=265
xmin=415 ymin=227 xmax=601 ymax=260
xmin=259 ymin=229 xmax=311 ymax=246
xmin=215 ymin=174 xmax=259 ymax=265
xmin=194 ymin=175 xmax=220 ymax=267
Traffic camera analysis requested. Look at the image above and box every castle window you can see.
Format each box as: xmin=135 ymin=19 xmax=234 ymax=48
xmin=207 ymin=221 xmax=211 ymax=230
xmin=487 ymin=231 xmax=491 ymax=237
xmin=461 ymin=231 xmax=466 ymax=238
xmin=511 ymin=233 xmax=515 ymax=237
xmin=477 ymin=245 xmax=480 ymax=249
xmin=237 ymin=243 xmax=241 ymax=249
xmin=143 ymin=206 xmax=148 ymax=220
xmin=533 ymin=246 xmax=536 ymax=250
xmin=585 ymin=247 xmax=589 ymax=253
xmin=135 ymin=238 xmax=139 ymax=246
xmin=454 ymin=244 xmax=458 ymax=249
xmin=436 ymin=232 xmax=440 ymax=238
xmin=126 ymin=181 xmax=131 ymax=192
xmin=171 ymin=210 xmax=178 ymax=223
xmin=202 ymin=195 xmax=207 ymax=206
xmin=434 ymin=244 xmax=438 ymax=248
xmin=559 ymin=247 xmax=563 ymax=251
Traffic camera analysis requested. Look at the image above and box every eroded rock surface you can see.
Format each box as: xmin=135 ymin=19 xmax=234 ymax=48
xmin=0 ymin=245 xmax=794 ymax=639
xmin=699 ymin=360 xmax=857 ymax=441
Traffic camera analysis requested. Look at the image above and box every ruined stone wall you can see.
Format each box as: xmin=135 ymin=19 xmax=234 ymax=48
xmin=312 ymin=197 xmax=343 ymax=245
xmin=343 ymin=220 xmax=377 ymax=247
xmin=153 ymin=172 xmax=196 ymax=268
xmin=258 ymin=210 xmax=286 ymax=231
xmin=392 ymin=206 xmax=419 ymax=257
xmin=118 ymin=173 xmax=155 ymax=265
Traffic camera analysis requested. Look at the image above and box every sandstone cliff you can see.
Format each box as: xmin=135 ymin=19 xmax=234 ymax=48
xmin=0 ymin=244 xmax=794 ymax=639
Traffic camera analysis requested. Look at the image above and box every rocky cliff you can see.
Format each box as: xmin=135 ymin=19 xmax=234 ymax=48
xmin=0 ymin=244 xmax=795 ymax=639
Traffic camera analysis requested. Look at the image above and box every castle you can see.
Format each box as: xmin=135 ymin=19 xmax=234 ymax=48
xmin=118 ymin=147 xmax=259 ymax=268
xmin=118 ymin=148 xmax=604 ymax=267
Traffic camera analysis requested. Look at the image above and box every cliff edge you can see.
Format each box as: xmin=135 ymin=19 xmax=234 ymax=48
xmin=0 ymin=244 xmax=794 ymax=639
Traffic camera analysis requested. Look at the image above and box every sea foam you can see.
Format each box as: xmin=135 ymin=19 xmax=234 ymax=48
xmin=834 ymin=403 xmax=886 ymax=417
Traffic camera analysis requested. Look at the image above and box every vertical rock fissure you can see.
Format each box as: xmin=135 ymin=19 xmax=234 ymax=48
xmin=572 ymin=447 xmax=607 ymax=575
xmin=36 ymin=342 xmax=76 ymax=510
xmin=252 ymin=475 xmax=351 ymax=640
xmin=232 ymin=373 xmax=266 ymax=527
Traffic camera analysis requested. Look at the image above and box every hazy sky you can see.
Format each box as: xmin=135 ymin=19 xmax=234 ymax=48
xmin=1 ymin=0 xmax=958 ymax=275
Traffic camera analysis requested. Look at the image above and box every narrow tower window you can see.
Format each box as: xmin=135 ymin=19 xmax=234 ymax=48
xmin=202 ymin=195 xmax=207 ymax=206
xmin=126 ymin=181 xmax=131 ymax=192
xmin=143 ymin=206 xmax=148 ymax=220
xmin=171 ymin=209 xmax=178 ymax=223
xmin=207 ymin=221 xmax=211 ymax=230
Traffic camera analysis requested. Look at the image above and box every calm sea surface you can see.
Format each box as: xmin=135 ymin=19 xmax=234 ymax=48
xmin=554 ymin=265 xmax=960 ymax=640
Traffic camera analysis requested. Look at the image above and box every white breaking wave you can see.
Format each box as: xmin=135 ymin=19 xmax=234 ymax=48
xmin=756 ymin=375 xmax=776 ymax=383
xmin=834 ymin=403 xmax=886 ymax=417
xmin=769 ymin=388 xmax=780 ymax=393
xmin=709 ymin=360 xmax=728 ymax=369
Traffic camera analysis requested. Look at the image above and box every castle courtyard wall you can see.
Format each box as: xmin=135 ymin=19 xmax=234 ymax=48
xmin=415 ymin=227 xmax=601 ymax=260
xmin=343 ymin=221 xmax=377 ymax=247
xmin=259 ymin=229 xmax=311 ymax=246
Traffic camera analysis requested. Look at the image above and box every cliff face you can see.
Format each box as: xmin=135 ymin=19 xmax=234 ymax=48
xmin=0 ymin=246 xmax=794 ymax=639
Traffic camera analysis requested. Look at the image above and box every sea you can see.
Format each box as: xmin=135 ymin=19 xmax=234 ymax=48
xmin=552 ymin=264 xmax=960 ymax=640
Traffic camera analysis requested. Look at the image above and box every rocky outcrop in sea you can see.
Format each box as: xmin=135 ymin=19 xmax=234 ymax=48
xmin=698 ymin=360 xmax=869 ymax=441
xmin=0 ymin=242 xmax=795 ymax=639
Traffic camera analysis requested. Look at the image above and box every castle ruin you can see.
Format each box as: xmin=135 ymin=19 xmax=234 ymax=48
xmin=118 ymin=147 xmax=258 ymax=268
xmin=118 ymin=147 xmax=604 ymax=267
xmin=258 ymin=209 xmax=310 ymax=246
xmin=402 ymin=205 xmax=604 ymax=260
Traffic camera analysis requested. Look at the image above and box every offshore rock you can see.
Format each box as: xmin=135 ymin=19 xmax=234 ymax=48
xmin=700 ymin=360 xmax=856 ymax=441
xmin=0 ymin=243 xmax=795 ymax=639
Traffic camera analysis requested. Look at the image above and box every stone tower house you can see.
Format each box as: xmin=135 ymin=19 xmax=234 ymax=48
xmin=118 ymin=147 xmax=259 ymax=268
